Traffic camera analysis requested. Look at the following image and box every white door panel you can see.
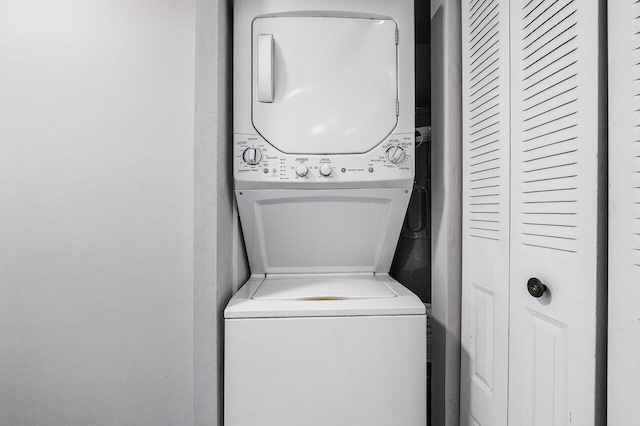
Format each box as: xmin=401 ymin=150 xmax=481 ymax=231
xmin=252 ymin=17 xmax=398 ymax=155
xmin=509 ymin=1 xmax=605 ymax=425
xmin=462 ymin=1 xmax=605 ymax=424
xmin=461 ymin=1 xmax=510 ymax=425
xmin=608 ymin=1 xmax=640 ymax=424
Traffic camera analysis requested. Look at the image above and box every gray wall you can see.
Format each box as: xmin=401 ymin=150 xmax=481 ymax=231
xmin=0 ymin=1 xmax=452 ymax=424
xmin=194 ymin=0 xmax=248 ymax=424
xmin=430 ymin=0 xmax=462 ymax=425
xmin=0 ymin=1 xmax=197 ymax=424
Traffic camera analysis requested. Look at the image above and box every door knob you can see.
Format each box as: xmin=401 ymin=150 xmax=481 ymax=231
xmin=527 ymin=277 xmax=547 ymax=298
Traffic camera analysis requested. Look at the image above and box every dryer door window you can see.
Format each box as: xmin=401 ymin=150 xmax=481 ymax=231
xmin=252 ymin=17 xmax=398 ymax=155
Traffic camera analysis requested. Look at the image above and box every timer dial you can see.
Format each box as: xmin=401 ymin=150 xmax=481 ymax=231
xmin=243 ymin=147 xmax=262 ymax=165
xmin=386 ymin=146 xmax=406 ymax=164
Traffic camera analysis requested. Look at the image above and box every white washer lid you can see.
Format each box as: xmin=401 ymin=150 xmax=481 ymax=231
xmin=252 ymin=275 xmax=396 ymax=300
xmin=235 ymin=189 xmax=412 ymax=275
xmin=225 ymin=274 xmax=425 ymax=319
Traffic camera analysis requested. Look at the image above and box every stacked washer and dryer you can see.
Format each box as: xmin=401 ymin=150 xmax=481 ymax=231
xmin=225 ymin=0 xmax=426 ymax=425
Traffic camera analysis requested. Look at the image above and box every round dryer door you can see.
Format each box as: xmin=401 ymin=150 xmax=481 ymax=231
xmin=252 ymin=16 xmax=398 ymax=155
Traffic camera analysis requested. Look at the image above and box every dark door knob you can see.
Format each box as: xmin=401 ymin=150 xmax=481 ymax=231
xmin=527 ymin=278 xmax=547 ymax=298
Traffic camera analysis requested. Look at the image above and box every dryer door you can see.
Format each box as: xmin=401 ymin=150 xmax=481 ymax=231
xmin=252 ymin=16 xmax=398 ymax=155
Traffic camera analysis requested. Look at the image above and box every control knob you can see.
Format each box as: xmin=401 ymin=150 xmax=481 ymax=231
xmin=295 ymin=164 xmax=308 ymax=177
xmin=386 ymin=146 xmax=406 ymax=164
xmin=319 ymin=164 xmax=333 ymax=176
xmin=243 ymin=147 xmax=262 ymax=165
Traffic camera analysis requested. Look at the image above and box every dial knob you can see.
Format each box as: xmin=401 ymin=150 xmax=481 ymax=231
xmin=319 ymin=164 xmax=333 ymax=176
xmin=295 ymin=164 xmax=308 ymax=177
xmin=386 ymin=146 xmax=406 ymax=164
xmin=243 ymin=147 xmax=262 ymax=165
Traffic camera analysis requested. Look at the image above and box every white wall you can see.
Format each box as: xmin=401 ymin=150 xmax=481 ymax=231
xmin=430 ymin=0 xmax=462 ymax=425
xmin=0 ymin=1 xmax=196 ymax=424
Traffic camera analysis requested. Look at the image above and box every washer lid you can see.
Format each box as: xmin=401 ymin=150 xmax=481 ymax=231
xmin=235 ymin=188 xmax=411 ymax=275
xmin=252 ymin=16 xmax=398 ymax=155
xmin=252 ymin=275 xmax=396 ymax=300
xmin=225 ymin=274 xmax=426 ymax=318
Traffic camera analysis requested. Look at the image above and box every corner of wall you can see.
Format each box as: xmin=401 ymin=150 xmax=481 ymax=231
xmin=430 ymin=0 xmax=463 ymax=424
xmin=193 ymin=0 xmax=240 ymax=425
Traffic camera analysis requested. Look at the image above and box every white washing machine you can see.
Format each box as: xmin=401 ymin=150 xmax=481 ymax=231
xmin=225 ymin=0 xmax=426 ymax=425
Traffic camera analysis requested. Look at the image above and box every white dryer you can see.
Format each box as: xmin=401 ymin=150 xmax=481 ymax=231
xmin=226 ymin=1 xmax=426 ymax=425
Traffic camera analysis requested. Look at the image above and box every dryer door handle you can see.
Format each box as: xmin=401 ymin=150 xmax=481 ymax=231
xmin=257 ymin=34 xmax=274 ymax=103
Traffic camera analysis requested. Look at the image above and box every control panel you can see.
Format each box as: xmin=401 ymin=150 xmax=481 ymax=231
xmin=234 ymin=133 xmax=415 ymax=189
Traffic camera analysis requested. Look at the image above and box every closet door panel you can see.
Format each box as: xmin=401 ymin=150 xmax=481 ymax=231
xmin=608 ymin=1 xmax=640 ymax=424
xmin=508 ymin=1 xmax=606 ymax=424
xmin=460 ymin=1 xmax=510 ymax=424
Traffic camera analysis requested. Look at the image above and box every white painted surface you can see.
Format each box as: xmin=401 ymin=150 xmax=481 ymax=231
xmin=252 ymin=16 xmax=398 ymax=154
xmin=460 ymin=0 xmax=511 ymax=424
xmin=608 ymin=1 xmax=640 ymax=424
xmin=508 ymin=1 xmax=606 ymax=424
xmin=0 ymin=1 xmax=195 ymax=424
xmin=225 ymin=314 xmax=426 ymax=426
xmin=430 ymin=0 xmax=463 ymax=425
xmin=460 ymin=1 xmax=606 ymax=424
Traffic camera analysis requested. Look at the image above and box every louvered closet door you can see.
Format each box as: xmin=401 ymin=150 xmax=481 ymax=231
xmin=608 ymin=1 xmax=640 ymax=424
xmin=508 ymin=1 xmax=606 ymax=425
xmin=460 ymin=0 xmax=510 ymax=425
